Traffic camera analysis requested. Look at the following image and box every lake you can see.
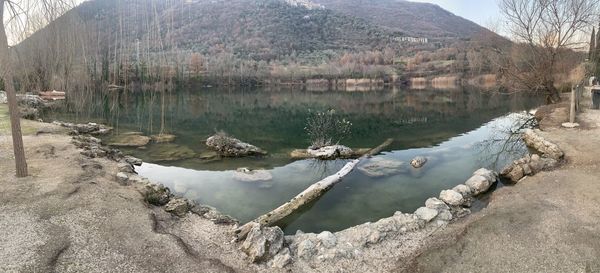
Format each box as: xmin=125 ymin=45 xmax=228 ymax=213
xmin=44 ymin=86 xmax=542 ymax=234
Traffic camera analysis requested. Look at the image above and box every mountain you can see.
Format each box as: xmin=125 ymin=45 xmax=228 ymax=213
xmin=312 ymin=0 xmax=489 ymax=38
xmin=13 ymin=0 xmax=498 ymax=89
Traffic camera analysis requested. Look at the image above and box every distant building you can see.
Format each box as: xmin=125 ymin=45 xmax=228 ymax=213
xmin=395 ymin=37 xmax=429 ymax=44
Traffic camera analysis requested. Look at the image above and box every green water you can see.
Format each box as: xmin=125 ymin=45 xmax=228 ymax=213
xmin=45 ymin=86 xmax=542 ymax=233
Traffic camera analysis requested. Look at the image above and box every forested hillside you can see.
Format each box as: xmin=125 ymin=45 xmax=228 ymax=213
xmin=13 ymin=0 xmax=499 ymax=91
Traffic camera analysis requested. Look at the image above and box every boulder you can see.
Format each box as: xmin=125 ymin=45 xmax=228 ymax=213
xmin=296 ymin=239 xmax=317 ymax=259
xmin=17 ymin=94 xmax=46 ymax=108
xmin=439 ymin=189 xmax=464 ymax=206
xmin=504 ymin=165 xmax=525 ymax=183
xmin=124 ymin=156 xmax=143 ymax=166
xmin=410 ymin=156 xmax=428 ymax=168
xmin=473 ymin=168 xmax=497 ymax=183
xmin=240 ymin=223 xmax=285 ymax=263
xmin=522 ymin=129 xmax=564 ymax=160
xmin=425 ymin=197 xmax=450 ymax=211
xmin=233 ymin=168 xmax=273 ymax=182
xmin=151 ymin=134 xmax=176 ymax=143
xmin=452 ymin=184 xmax=472 ymax=198
xmin=465 ymin=175 xmax=492 ymax=195
xmin=206 ymin=134 xmax=267 ymax=157
xmin=357 ymin=158 xmax=406 ymax=178
xmin=414 ymin=207 xmax=439 ymax=222
xmin=306 ymin=145 xmax=354 ymax=159
xmin=118 ymin=162 xmax=135 ymax=173
xmin=108 ymin=133 xmax=151 ymax=147
xmin=116 ymin=172 xmax=129 ymax=185
xmin=316 ymin=231 xmax=337 ymax=248
xmin=268 ymin=248 xmax=292 ymax=268
xmin=143 ymin=184 xmax=171 ymax=206
xmin=165 ymin=198 xmax=190 ymax=217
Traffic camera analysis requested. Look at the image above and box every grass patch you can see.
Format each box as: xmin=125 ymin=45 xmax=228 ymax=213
xmin=0 ymin=104 xmax=50 ymax=136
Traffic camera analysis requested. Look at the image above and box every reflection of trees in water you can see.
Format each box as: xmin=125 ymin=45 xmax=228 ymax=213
xmin=475 ymin=112 xmax=538 ymax=170
xmin=307 ymin=159 xmax=342 ymax=180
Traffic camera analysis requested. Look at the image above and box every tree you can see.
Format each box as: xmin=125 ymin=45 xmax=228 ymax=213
xmin=0 ymin=0 xmax=73 ymax=177
xmin=498 ymin=0 xmax=599 ymax=102
xmin=590 ymin=27 xmax=596 ymax=61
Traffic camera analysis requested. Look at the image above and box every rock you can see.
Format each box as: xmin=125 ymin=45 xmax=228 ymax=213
xmin=437 ymin=210 xmax=453 ymax=221
xmin=206 ymin=133 xmax=267 ymax=157
xmin=151 ymin=134 xmax=176 ymax=143
xmin=108 ymin=133 xmax=151 ymax=147
xmin=522 ymin=164 xmax=532 ymax=175
xmin=116 ymin=172 xmax=129 ymax=185
xmin=143 ymin=184 xmax=171 ymax=206
xmin=425 ymin=197 xmax=450 ymax=211
xmin=199 ymin=150 xmax=219 ymax=160
xmin=439 ymin=190 xmax=464 ymax=206
xmin=118 ymin=162 xmax=135 ymax=173
xmin=316 ymin=231 xmax=337 ymax=248
xmin=410 ymin=156 xmax=428 ymax=168
xmin=17 ymin=94 xmax=46 ymax=108
xmin=507 ymin=165 xmax=525 ymax=182
xmin=240 ymin=223 xmax=285 ymax=263
xmin=473 ymin=168 xmax=497 ymax=183
xmin=357 ymin=158 xmax=406 ymax=178
xmin=454 ymin=208 xmax=472 ymax=218
xmin=74 ymin=123 xmax=100 ymax=134
xmin=306 ymin=145 xmax=354 ymax=159
xmin=452 ymin=184 xmax=472 ymax=198
xmin=165 ymin=198 xmax=190 ymax=217
xmin=124 ymin=156 xmax=143 ymax=166
xmin=268 ymin=248 xmax=292 ymax=268
xmin=561 ymin=122 xmax=579 ymax=128
xmin=233 ymin=168 xmax=273 ymax=182
xmin=0 ymin=91 xmax=6 ymax=104
xmin=414 ymin=207 xmax=439 ymax=222
xmin=296 ymin=239 xmax=316 ymax=259
xmin=465 ymin=175 xmax=492 ymax=195
xmin=147 ymin=144 xmax=197 ymax=162
xmin=522 ymin=129 xmax=564 ymax=160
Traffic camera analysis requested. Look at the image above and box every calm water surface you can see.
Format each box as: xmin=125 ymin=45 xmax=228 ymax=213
xmin=45 ymin=86 xmax=542 ymax=233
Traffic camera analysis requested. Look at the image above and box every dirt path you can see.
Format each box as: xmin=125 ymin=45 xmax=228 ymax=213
xmin=408 ymin=94 xmax=600 ymax=273
xmin=0 ymin=105 xmax=275 ymax=273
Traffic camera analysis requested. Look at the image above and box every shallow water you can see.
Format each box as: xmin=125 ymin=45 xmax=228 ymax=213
xmin=45 ymin=86 xmax=542 ymax=233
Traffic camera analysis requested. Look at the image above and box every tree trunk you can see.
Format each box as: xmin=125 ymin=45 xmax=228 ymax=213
xmin=0 ymin=0 xmax=28 ymax=177
xmin=234 ymin=138 xmax=394 ymax=241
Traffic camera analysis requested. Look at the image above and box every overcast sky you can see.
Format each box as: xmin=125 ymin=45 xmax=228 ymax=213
xmin=410 ymin=0 xmax=501 ymax=27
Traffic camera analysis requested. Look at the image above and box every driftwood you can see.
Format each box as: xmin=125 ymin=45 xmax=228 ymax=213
xmin=234 ymin=138 xmax=394 ymax=241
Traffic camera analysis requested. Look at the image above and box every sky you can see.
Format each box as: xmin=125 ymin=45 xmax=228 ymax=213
xmin=410 ymin=0 xmax=501 ymax=27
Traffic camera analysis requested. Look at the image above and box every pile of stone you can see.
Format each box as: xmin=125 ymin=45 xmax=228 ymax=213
xmin=53 ymin=121 xmax=113 ymax=136
xmin=500 ymin=129 xmax=563 ymax=183
xmin=206 ymin=133 xmax=267 ymax=157
xmin=239 ymin=168 xmax=498 ymax=269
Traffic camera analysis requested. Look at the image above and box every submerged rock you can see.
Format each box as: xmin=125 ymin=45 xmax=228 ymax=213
xmin=206 ymin=133 xmax=267 ymax=157
xmin=410 ymin=156 xmax=428 ymax=168
xmin=108 ymin=133 xmax=151 ymax=147
xmin=147 ymin=144 xmax=197 ymax=162
xmin=233 ymin=168 xmax=273 ymax=182
xmin=357 ymin=158 xmax=406 ymax=178
xmin=151 ymin=134 xmax=176 ymax=143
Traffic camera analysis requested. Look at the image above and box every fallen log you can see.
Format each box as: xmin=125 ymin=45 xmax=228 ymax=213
xmin=234 ymin=138 xmax=394 ymax=241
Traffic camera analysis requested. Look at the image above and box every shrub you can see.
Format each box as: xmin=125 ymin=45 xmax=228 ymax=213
xmin=305 ymin=110 xmax=352 ymax=149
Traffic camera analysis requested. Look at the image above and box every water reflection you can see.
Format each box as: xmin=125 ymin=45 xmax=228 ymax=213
xmin=44 ymin=86 xmax=544 ymax=233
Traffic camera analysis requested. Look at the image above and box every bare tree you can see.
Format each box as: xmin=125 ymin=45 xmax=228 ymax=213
xmin=0 ymin=0 xmax=73 ymax=177
xmin=498 ymin=0 xmax=599 ymax=102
